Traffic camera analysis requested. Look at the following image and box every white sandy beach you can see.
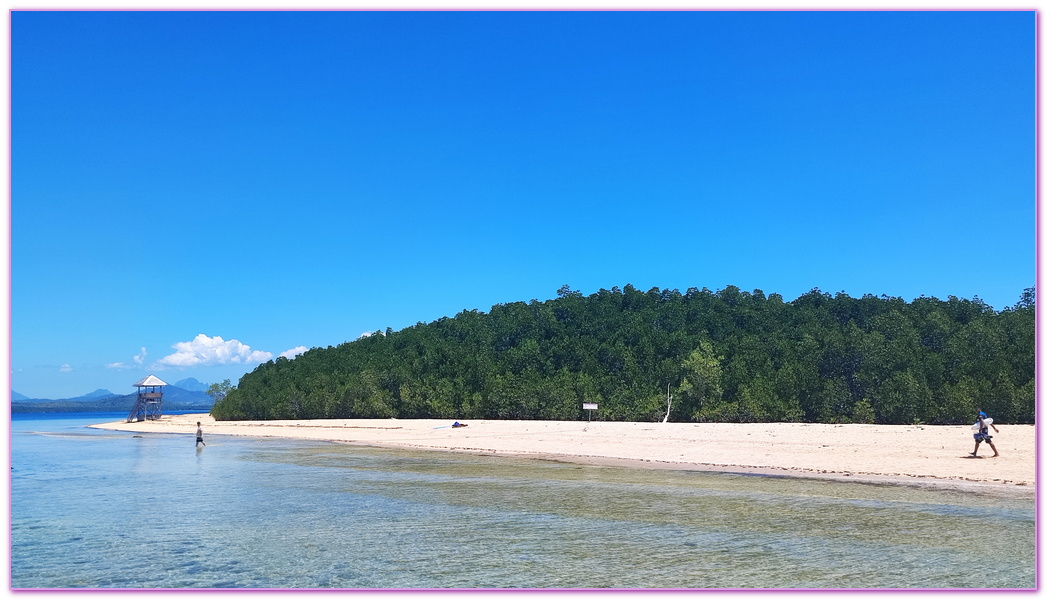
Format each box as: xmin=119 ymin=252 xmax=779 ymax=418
xmin=91 ymin=414 xmax=1035 ymax=495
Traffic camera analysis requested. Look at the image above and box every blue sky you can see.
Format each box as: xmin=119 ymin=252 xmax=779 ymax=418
xmin=11 ymin=10 xmax=1035 ymax=399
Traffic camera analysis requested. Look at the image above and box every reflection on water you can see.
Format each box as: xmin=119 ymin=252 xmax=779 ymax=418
xmin=11 ymin=415 xmax=1035 ymax=589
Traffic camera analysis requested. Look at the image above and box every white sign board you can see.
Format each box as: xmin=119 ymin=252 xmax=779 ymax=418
xmin=583 ymin=403 xmax=598 ymax=410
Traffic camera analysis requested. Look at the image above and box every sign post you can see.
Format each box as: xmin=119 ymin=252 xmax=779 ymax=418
xmin=582 ymin=403 xmax=598 ymax=422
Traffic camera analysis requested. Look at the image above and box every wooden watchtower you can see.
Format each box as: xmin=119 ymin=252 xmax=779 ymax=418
xmin=127 ymin=375 xmax=168 ymax=422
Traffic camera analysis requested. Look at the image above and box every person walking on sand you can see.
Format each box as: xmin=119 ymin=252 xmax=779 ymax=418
xmin=970 ymin=410 xmax=998 ymax=457
xmin=196 ymin=421 xmax=206 ymax=448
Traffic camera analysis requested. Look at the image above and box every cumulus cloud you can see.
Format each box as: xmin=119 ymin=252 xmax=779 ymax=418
xmin=359 ymin=330 xmax=386 ymax=339
xmin=109 ymin=346 xmax=148 ymax=369
xmin=279 ymin=346 xmax=308 ymax=360
xmin=156 ymin=334 xmax=273 ymax=368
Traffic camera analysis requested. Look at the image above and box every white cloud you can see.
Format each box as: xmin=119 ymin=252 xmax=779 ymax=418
xmin=156 ymin=334 xmax=274 ymax=368
xmin=59 ymin=364 xmax=73 ymax=372
xmin=109 ymin=346 xmax=148 ymax=369
xmin=279 ymin=346 xmax=308 ymax=360
xmin=359 ymin=330 xmax=386 ymax=339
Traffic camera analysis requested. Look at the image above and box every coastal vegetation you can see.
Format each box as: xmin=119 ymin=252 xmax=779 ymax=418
xmin=211 ymin=285 xmax=1035 ymax=425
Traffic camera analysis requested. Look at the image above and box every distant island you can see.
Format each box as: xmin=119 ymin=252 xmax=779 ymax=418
xmin=212 ymin=285 xmax=1035 ymax=426
xmin=11 ymin=378 xmax=215 ymax=414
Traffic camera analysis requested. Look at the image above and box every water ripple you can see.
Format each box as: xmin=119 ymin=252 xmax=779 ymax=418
xmin=10 ymin=415 xmax=1035 ymax=589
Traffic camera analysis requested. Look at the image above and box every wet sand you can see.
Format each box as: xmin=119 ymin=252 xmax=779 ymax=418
xmin=90 ymin=414 xmax=1035 ymax=496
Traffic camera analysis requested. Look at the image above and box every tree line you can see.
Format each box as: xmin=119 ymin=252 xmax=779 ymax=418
xmin=211 ymin=285 xmax=1035 ymax=425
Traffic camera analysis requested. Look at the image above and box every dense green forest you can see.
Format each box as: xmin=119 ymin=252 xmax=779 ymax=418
xmin=212 ymin=285 xmax=1035 ymax=425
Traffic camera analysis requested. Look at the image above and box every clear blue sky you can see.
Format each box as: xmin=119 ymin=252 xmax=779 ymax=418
xmin=11 ymin=10 xmax=1035 ymax=399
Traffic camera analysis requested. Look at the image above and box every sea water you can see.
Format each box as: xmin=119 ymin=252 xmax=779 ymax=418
xmin=10 ymin=412 xmax=1036 ymax=589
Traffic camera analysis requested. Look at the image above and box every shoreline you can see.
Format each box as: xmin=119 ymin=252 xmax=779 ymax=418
xmin=89 ymin=414 xmax=1036 ymax=498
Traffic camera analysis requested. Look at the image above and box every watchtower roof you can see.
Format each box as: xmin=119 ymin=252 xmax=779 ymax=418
xmin=134 ymin=375 xmax=168 ymax=388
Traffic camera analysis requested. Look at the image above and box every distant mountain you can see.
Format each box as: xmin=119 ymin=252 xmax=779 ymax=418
xmin=10 ymin=389 xmax=117 ymax=402
xmin=10 ymin=385 xmax=215 ymax=414
xmin=9 ymin=389 xmax=115 ymax=402
xmin=173 ymin=377 xmax=209 ymax=392
xmin=161 ymin=386 xmax=214 ymax=403
xmin=80 ymin=389 xmax=116 ymax=399
xmin=42 ymin=389 xmax=119 ymax=403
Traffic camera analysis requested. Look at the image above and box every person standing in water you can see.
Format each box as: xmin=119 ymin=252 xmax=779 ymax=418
xmin=196 ymin=421 xmax=206 ymax=448
xmin=970 ymin=410 xmax=998 ymax=457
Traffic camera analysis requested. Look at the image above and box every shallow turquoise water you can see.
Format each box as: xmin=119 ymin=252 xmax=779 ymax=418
xmin=10 ymin=413 xmax=1036 ymax=589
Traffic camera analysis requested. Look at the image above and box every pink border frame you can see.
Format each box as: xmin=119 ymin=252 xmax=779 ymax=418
xmin=5 ymin=7 xmax=1040 ymax=594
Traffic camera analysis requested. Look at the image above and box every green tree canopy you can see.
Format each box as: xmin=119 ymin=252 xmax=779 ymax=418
xmin=212 ymin=286 xmax=1035 ymax=425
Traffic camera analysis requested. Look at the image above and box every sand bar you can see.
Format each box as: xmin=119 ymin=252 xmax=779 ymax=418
xmin=90 ymin=414 xmax=1035 ymax=496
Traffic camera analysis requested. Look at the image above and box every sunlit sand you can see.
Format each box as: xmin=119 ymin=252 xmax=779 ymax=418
xmin=91 ymin=414 xmax=1034 ymax=495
